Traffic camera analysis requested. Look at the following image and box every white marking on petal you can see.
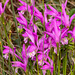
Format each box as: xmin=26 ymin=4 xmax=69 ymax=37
xmin=27 ymin=51 xmax=36 ymax=58
xmin=3 ymin=53 xmax=8 ymax=60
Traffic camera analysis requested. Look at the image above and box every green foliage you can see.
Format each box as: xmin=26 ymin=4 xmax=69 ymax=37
xmin=69 ymin=8 xmax=75 ymax=17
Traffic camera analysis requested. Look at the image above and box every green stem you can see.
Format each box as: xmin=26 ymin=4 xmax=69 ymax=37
xmin=1 ymin=13 xmax=12 ymax=75
xmin=52 ymin=51 xmax=55 ymax=75
xmin=11 ymin=0 xmax=22 ymax=52
xmin=71 ymin=65 xmax=73 ymax=75
xmin=36 ymin=53 xmax=39 ymax=75
xmin=0 ymin=41 xmax=5 ymax=75
xmin=0 ymin=25 xmax=5 ymax=75
xmin=73 ymin=40 xmax=75 ymax=75
xmin=63 ymin=52 xmax=67 ymax=75
xmin=30 ymin=59 xmax=33 ymax=75
xmin=73 ymin=64 xmax=75 ymax=75
xmin=42 ymin=0 xmax=45 ymax=31
xmin=56 ymin=43 xmax=60 ymax=75
xmin=54 ymin=63 xmax=55 ymax=75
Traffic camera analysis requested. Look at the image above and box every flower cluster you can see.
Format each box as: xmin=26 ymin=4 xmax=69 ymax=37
xmin=3 ymin=0 xmax=75 ymax=75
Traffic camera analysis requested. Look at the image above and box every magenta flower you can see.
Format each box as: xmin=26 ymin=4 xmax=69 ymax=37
xmin=44 ymin=4 xmax=61 ymax=18
xmin=56 ymin=13 xmax=75 ymax=28
xmin=41 ymin=56 xmax=54 ymax=75
xmin=37 ymin=52 xmax=47 ymax=66
xmin=17 ymin=12 xmax=38 ymax=44
xmin=38 ymin=35 xmax=50 ymax=51
xmin=12 ymin=61 xmax=27 ymax=72
xmin=0 ymin=0 xmax=9 ymax=15
xmin=27 ymin=44 xmax=37 ymax=58
xmin=22 ymin=25 xmax=38 ymax=44
xmin=61 ymin=0 xmax=75 ymax=28
xmin=16 ymin=12 xmax=27 ymax=27
xmin=16 ymin=12 xmax=36 ymax=31
xmin=17 ymin=12 xmax=37 ymax=31
xmin=54 ymin=0 xmax=75 ymax=28
xmin=18 ymin=0 xmax=43 ymax=24
xmin=68 ymin=26 xmax=75 ymax=41
xmin=3 ymin=46 xmax=23 ymax=61
xmin=3 ymin=46 xmax=16 ymax=60
xmin=31 ymin=0 xmax=35 ymax=6
xmin=44 ymin=19 xmax=68 ymax=43
xmin=44 ymin=0 xmax=75 ymax=28
xmin=47 ymin=4 xmax=59 ymax=16
xmin=61 ymin=37 xmax=68 ymax=45
xmin=12 ymin=44 xmax=28 ymax=72
xmin=45 ymin=18 xmax=61 ymax=33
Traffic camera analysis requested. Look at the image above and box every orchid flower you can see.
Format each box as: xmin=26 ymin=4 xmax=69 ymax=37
xmin=45 ymin=18 xmax=61 ymax=33
xmin=61 ymin=0 xmax=75 ymax=28
xmin=44 ymin=19 xmax=68 ymax=43
xmin=41 ymin=56 xmax=54 ymax=75
xmin=37 ymin=47 xmax=48 ymax=66
xmin=38 ymin=54 xmax=45 ymax=66
xmin=22 ymin=25 xmax=38 ymax=44
xmin=68 ymin=26 xmax=75 ymax=41
xmin=0 ymin=0 xmax=9 ymax=15
xmin=47 ymin=4 xmax=59 ymax=16
xmin=44 ymin=3 xmax=61 ymax=18
xmin=17 ymin=12 xmax=34 ymax=31
xmin=22 ymin=28 xmax=38 ymax=58
xmin=18 ymin=0 xmax=43 ymax=23
xmin=17 ymin=12 xmax=37 ymax=31
xmin=61 ymin=37 xmax=68 ymax=45
xmin=17 ymin=12 xmax=38 ymax=44
xmin=38 ymin=35 xmax=50 ymax=51
xmin=53 ymin=0 xmax=75 ymax=28
xmin=3 ymin=46 xmax=23 ymax=61
xmin=31 ymin=0 xmax=35 ymax=6
xmin=38 ymin=51 xmax=48 ymax=66
xmin=44 ymin=0 xmax=75 ymax=28
xmin=12 ymin=44 xmax=28 ymax=72
xmin=16 ymin=12 xmax=27 ymax=27
xmin=27 ymin=44 xmax=37 ymax=58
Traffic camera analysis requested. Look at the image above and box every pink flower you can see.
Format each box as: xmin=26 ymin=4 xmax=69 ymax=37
xmin=18 ymin=0 xmax=44 ymax=24
xmin=31 ymin=0 xmax=35 ymax=6
xmin=44 ymin=19 xmax=68 ymax=43
xmin=68 ymin=26 xmax=75 ymax=40
xmin=12 ymin=44 xmax=28 ymax=72
xmin=0 ymin=0 xmax=9 ymax=15
xmin=27 ymin=44 xmax=37 ymax=58
xmin=3 ymin=46 xmax=23 ymax=61
xmin=61 ymin=37 xmax=68 ymax=45
xmin=41 ymin=56 xmax=54 ymax=75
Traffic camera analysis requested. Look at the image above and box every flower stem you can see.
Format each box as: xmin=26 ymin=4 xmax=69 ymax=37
xmin=42 ymin=0 xmax=45 ymax=31
xmin=57 ymin=43 xmax=60 ymax=75
xmin=73 ymin=40 xmax=75 ymax=74
xmin=11 ymin=0 xmax=22 ymax=52
xmin=63 ymin=51 xmax=67 ymax=75
xmin=52 ymin=52 xmax=55 ymax=75
xmin=71 ymin=65 xmax=73 ymax=75
xmin=36 ymin=53 xmax=39 ymax=75
xmin=0 ymin=41 xmax=5 ymax=75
